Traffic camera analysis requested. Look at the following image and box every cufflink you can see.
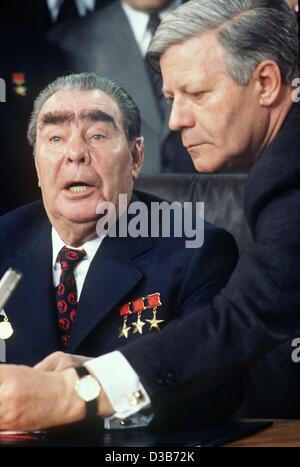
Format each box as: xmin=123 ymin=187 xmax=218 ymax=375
xmin=119 ymin=418 xmax=133 ymax=427
xmin=129 ymin=390 xmax=144 ymax=406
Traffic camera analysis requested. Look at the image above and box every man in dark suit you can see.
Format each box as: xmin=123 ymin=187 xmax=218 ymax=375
xmin=0 ymin=72 xmax=240 ymax=430
xmin=47 ymin=0 xmax=195 ymax=174
xmin=119 ymin=0 xmax=300 ymax=420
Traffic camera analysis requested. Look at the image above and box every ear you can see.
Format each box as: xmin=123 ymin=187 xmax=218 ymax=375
xmin=34 ymin=153 xmax=41 ymax=188
xmin=253 ymin=60 xmax=282 ymax=107
xmin=130 ymin=137 xmax=144 ymax=181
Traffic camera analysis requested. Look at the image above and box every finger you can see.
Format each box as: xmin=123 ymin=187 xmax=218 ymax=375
xmin=55 ymin=357 xmax=76 ymax=371
xmin=56 ymin=355 xmax=91 ymax=371
xmin=34 ymin=352 xmax=64 ymax=371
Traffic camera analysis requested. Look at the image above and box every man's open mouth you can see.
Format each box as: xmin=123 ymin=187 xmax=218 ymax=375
xmin=66 ymin=182 xmax=91 ymax=193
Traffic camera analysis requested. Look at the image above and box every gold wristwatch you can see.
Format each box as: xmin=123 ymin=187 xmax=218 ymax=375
xmin=74 ymin=366 xmax=101 ymax=417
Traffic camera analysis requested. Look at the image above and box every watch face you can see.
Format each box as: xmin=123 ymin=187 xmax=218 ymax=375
xmin=76 ymin=375 xmax=101 ymax=402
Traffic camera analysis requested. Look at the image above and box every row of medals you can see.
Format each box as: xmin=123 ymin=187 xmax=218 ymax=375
xmin=119 ymin=307 xmax=164 ymax=339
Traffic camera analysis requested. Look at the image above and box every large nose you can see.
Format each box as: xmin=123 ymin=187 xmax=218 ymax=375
xmin=66 ymin=132 xmax=91 ymax=165
xmin=168 ymin=97 xmax=194 ymax=132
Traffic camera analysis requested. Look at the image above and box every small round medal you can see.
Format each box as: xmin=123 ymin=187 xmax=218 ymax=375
xmin=0 ymin=318 xmax=13 ymax=340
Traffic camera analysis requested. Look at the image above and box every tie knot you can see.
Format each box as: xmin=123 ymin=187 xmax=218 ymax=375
xmin=147 ymin=13 xmax=161 ymax=37
xmin=57 ymin=246 xmax=86 ymax=271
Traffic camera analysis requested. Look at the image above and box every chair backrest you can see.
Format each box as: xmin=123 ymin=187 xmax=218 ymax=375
xmin=135 ymin=174 xmax=253 ymax=255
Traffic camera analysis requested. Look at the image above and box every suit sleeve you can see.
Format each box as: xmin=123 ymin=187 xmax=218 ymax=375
xmin=120 ymin=188 xmax=300 ymax=410
xmin=175 ymin=226 xmax=239 ymax=317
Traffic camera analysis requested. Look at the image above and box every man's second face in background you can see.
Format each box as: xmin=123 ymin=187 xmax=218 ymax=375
xmin=161 ymin=31 xmax=270 ymax=173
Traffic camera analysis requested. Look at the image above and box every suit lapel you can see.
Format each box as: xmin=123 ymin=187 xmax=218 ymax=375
xmin=70 ymin=234 xmax=153 ymax=353
xmin=2 ymin=213 xmax=59 ymax=364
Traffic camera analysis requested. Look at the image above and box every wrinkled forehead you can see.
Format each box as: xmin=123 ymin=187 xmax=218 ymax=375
xmin=37 ymin=89 xmax=123 ymax=127
xmin=161 ymin=32 xmax=229 ymax=91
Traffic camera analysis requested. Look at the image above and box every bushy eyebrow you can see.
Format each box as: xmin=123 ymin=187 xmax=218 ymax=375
xmin=80 ymin=110 xmax=117 ymax=129
xmin=39 ymin=111 xmax=74 ymax=128
xmin=38 ymin=109 xmax=118 ymax=130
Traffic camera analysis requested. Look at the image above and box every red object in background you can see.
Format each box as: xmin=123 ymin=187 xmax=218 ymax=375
xmin=0 ymin=430 xmax=45 ymax=440
xmin=11 ymin=73 xmax=25 ymax=84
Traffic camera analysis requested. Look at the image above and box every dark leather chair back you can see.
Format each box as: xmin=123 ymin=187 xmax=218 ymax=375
xmin=135 ymin=174 xmax=253 ymax=254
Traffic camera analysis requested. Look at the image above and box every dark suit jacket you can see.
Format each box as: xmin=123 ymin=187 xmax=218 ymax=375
xmin=120 ymin=105 xmax=300 ymax=418
xmin=47 ymin=0 xmax=195 ymax=174
xmin=0 ymin=190 xmax=241 ymax=429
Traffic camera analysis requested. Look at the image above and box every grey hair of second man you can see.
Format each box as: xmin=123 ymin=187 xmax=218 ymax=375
xmin=147 ymin=0 xmax=299 ymax=85
xmin=27 ymin=73 xmax=141 ymax=151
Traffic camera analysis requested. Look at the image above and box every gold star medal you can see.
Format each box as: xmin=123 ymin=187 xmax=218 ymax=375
xmin=118 ymin=316 xmax=131 ymax=339
xmin=119 ymin=302 xmax=133 ymax=339
xmin=144 ymin=293 xmax=164 ymax=332
xmin=146 ymin=308 xmax=164 ymax=331
xmin=132 ymin=312 xmax=146 ymax=335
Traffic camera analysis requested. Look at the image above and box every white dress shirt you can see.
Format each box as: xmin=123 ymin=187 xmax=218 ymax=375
xmin=52 ymin=227 xmax=105 ymax=299
xmin=52 ymin=228 xmax=151 ymax=428
xmin=121 ymin=0 xmax=181 ymax=57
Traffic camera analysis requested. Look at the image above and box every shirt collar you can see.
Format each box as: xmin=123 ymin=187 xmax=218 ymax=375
xmin=121 ymin=0 xmax=181 ymax=45
xmin=52 ymin=227 xmax=106 ymax=268
xmin=47 ymin=0 xmax=64 ymax=21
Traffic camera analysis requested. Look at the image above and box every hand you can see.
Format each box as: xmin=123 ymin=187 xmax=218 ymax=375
xmin=0 ymin=365 xmax=85 ymax=430
xmin=34 ymin=351 xmax=91 ymax=371
xmin=0 ymin=364 xmax=114 ymax=430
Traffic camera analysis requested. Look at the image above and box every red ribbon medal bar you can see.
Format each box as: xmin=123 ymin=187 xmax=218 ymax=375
xmin=119 ymin=293 xmax=163 ymax=338
xmin=12 ymin=73 xmax=27 ymax=97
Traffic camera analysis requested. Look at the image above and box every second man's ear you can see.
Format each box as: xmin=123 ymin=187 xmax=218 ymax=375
xmin=254 ymin=60 xmax=282 ymax=107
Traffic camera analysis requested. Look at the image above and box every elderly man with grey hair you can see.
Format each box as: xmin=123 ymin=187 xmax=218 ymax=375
xmin=0 ymin=0 xmax=299 ymax=431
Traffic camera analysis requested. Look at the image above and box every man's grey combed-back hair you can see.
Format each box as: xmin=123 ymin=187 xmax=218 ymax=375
xmin=148 ymin=0 xmax=299 ymax=85
xmin=27 ymin=72 xmax=141 ymax=148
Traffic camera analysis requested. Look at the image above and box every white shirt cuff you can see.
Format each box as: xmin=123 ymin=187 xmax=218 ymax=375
xmin=84 ymin=351 xmax=151 ymax=420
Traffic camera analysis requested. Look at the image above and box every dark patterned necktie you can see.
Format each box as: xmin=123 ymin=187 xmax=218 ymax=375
xmin=144 ymin=13 xmax=165 ymax=119
xmin=55 ymin=246 xmax=86 ymax=351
